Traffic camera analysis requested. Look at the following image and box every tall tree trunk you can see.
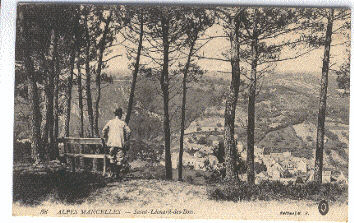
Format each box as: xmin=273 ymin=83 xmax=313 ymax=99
xmin=178 ymin=37 xmax=196 ymax=181
xmin=21 ymin=15 xmax=45 ymax=163
xmin=46 ymin=29 xmax=57 ymax=160
xmin=161 ymin=13 xmax=172 ymax=180
xmin=77 ymin=49 xmax=84 ymax=138
xmin=314 ymin=9 xmax=334 ymax=183
xmin=41 ymin=66 xmax=50 ymax=150
xmin=94 ymin=12 xmax=112 ymax=137
xmin=125 ymin=13 xmax=144 ymax=125
xmin=64 ymin=45 xmax=76 ymax=137
xmin=224 ymin=14 xmax=242 ymax=182
xmin=53 ymin=40 xmax=60 ymax=159
xmin=92 ymin=13 xmax=112 ymax=171
xmin=84 ymin=14 xmax=94 ymax=137
xmin=54 ymin=71 xmax=59 ymax=141
xmin=64 ymin=16 xmax=79 ymax=139
xmin=77 ymin=46 xmax=85 ymax=168
xmin=27 ymin=67 xmax=44 ymax=163
xmin=246 ymin=12 xmax=258 ymax=184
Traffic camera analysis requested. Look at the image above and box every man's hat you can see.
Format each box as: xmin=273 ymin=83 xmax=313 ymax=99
xmin=114 ymin=107 xmax=123 ymax=116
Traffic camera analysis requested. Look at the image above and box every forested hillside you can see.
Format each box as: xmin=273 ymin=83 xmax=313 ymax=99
xmin=14 ymin=70 xmax=349 ymax=177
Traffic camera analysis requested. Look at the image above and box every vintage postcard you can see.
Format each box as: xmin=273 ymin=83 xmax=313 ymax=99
xmin=12 ymin=2 xmax=350 ymax=222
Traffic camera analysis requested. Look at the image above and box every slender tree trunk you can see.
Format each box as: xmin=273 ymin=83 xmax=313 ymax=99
xmin=54 ymin=80 xmax=59 ymax=140
xmin=21 ymin=15 xmax=45 ymax=163
xmin=77 ymin=46 xmax=85 ymax=168
xmin=53 ymin=40 xmax=60 ymax=159
xmin=46 ymin=29 xmax=57 ymax=160
xmin=94 ymin=68 xmax=101 ymax=137
xmin=27 ymin=68 xmax=44 ymax=163
xmin=178 ymin=37 xmax=196 ymax=181
xmin=84 ymin=14 xmax=94 ymax=137
xmin=314 ymin=9 xmax=334 ymax=183
xmin=64 ymin=45 xmax=76 ymax=137
xmin=42 ymin=69 xmax=50 ymax=150
xmin=224 ymin=14 xmax=242 ymax=182
xmin=125 ymin=14 xmax=144 ymax=125
xmin=64 ymin=16 xmax=79 ymax=139
xmin=246 ymin=12 xmax=259 ymax=184
xmin=94 ymin=13 xmax=112 ymax=137
xmin=92 ymin=13 xmax=112 ymax=171
xmin=84 ymin=13 xmax=97 ymax=171
xmin=161 ymin=14 xmax=172 ymax=180
xmin=86 ymin=62 xmax=94 ymax=137
xmin=77 ymin=49 xmax=84 ymax=138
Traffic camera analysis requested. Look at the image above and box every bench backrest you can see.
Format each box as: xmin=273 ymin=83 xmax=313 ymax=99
xmin=57 ymin=137 xmax=108 ymax=174
xmin=58 ymin=137 xmax=105 ymax=146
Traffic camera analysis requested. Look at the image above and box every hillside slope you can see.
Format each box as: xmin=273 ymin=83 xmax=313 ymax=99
xmin=173 ymin=72 xmax=349 ymax=177
xmin=14 ymin=71 xmax=349 ymax=177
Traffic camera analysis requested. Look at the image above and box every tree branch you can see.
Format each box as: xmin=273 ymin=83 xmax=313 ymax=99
xmin=103 ymin=54 xmax=122 ymax=63
xmin=258 ymin=47 xmax=317 ymax=65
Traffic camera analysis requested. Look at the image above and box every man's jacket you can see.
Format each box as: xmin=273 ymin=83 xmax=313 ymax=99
xmin=102 ymin=117 xmax=131 ymax=148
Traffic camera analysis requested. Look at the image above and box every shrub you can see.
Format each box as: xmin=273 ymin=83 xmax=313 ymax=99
xmin=54 ymin=171 xmax=106 ymax=204
xmin=127 ymin=141 xmax=164 ymax=162
xmin=204 ymin=161 xmax=225 ymax=183
xmin=236 ymin=159 xmax=247 ymax=175
xmin=13 ymin=170 xmax=106 ymax=206
xmin=195 ymin=171 xmax=203 ymax=177
xmin=295 ymin=176 xmax=304 ymax=184
xmin=208 ymin=182 xmax=260 ymax=202
xmin=207 ymin=180 xmax=347 ymax=202
xmin=187 ymin=164 xmax=195 ymax=170
xmin=254 ymin=162 xmax=267 ymax=174
xmin=212 ymin=141 xmax=225 ymax=163
xmin=197 ymin=136 xmax=208 ymax=145
xmin=13 ymin=139 xmax=32 ymax=162
xmin=186 ymin=175 xmax=194 ymax=184
xmin=282 ymin=169 xmax=293 ymax=178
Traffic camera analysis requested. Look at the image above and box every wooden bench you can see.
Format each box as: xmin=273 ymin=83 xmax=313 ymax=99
xmin=57 ymin=137 xmax=110 ymax=176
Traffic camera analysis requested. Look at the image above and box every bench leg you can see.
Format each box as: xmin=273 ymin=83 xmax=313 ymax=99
xmin=92 ymin=146 xmax=97 ymax=172
xmin=71 ymin=156 xmax=76 ymax=172
xmin=65 ymin=143 xmax=70 ymax=164
xmin=92 ymin=146 xmax=101 ymax=172
xmin=103 ymin=154 xmax=107 ymax=176
xmin=79 ymin=145 xmax=85 ymax=170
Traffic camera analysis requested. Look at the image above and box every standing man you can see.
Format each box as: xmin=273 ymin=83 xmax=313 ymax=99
xmin=102 ymin=107 xmax=131 ymax=179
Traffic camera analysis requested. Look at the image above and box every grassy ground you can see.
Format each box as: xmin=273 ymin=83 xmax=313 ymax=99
xmin=13 ymin=163 xmax=347 ymax=221
xmin=13 ymin=176 xmax=348 ymax=221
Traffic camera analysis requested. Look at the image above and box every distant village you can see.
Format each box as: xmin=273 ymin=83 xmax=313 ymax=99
xmin=169 ymin=119 xmax=348 ymax=185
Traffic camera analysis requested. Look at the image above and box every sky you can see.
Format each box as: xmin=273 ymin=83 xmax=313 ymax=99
xmin=105 ymin=14 xmax=350 ymax=77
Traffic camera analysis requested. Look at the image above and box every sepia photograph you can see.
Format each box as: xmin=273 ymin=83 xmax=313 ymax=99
xmin=12 ymin=2 xmax=350 ymax=221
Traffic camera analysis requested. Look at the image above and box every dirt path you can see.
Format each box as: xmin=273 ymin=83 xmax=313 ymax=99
xmin=13 ymin=179 xmax=347 ymax=221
